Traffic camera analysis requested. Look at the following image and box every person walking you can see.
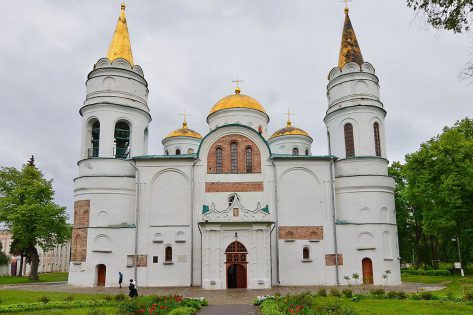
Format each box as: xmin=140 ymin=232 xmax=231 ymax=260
xmin=118 ymin=272 xmax=123 ymax=288
xmin=128 ymin=279 xmax=138 ymax=298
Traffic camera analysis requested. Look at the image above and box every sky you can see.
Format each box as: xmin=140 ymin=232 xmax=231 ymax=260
xmin=0 ymin=0 xmax=472 ymax=219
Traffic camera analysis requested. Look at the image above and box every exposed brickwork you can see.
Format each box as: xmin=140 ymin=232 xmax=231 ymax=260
xmin=205 ymin=182 xmax=264 ymax=192
xmin=71 ymin=200 xmax=90 ymax=262
xmin=207 ymin=134 xmax=261 ymax=174
xmin=278 ymin=226 xmax=324 ymax=240
xmin=136 ymin=255 xmax=147 ymax=267
xmin=325 ymin=254 xmax=344 ymax=266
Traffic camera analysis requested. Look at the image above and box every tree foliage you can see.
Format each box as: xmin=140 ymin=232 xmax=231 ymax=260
xmin=0 ymin=241 xmax=9 ymax=267
xmin=391 ymin=118 xmax=473 ymax=269
xmin=0 ymin=158 xmax=70 ymax=279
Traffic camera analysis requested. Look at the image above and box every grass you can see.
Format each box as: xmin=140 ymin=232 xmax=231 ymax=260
xmin=0 ymin=290 xmax=106 ymax=305
xmin=0 ymin=272 xmax=68 ymax=285
xmin=14 ymin=306 xmax=117 ymax=315
xmin=402 ymin=273 xmax=473 ymax=297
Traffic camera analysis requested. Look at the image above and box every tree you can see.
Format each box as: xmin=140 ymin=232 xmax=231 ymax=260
xmin=406 ymin=1 xmax=473 ymax=78
xmin=0 ymin=241 xmax=9 ymax=267
xmin=0 ymin=156 xmax=70 ymax=280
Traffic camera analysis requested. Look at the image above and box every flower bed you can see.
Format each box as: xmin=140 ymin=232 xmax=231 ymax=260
xmin=0 ymin=299 xmax=116 ymax=313
xmin=118 ymin=295 xmax=208 ymax=315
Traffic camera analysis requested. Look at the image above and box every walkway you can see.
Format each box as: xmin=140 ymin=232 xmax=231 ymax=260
xmin=0 ymin=282 xmax=445 ymax=305
xmin=197 ymin=305 xmax=257 ymax=315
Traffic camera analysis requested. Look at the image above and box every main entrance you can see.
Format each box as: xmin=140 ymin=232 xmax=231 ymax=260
xmin=225 ymin=241 xmax=247 ymax=289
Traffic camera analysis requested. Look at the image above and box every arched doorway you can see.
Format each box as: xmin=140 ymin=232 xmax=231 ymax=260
xmin=362 ymin=258 xmax=373 ymax=284
xmin=97 ymin=264 xmax=106 ymax=286
xmin=225 ymin=241 xmax=247 ymax=289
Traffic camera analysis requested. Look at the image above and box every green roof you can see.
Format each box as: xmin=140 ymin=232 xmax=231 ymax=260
xmin=133 ymin=154 xmax=197 ymax=160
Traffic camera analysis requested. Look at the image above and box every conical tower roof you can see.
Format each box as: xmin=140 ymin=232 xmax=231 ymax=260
xmin=338 ymin=8 xmax=364 ymax=69
xmin=107 ymin=3 xmax=134 ymax=66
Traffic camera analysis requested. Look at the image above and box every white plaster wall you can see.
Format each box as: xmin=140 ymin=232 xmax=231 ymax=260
xmin=207 ymin=108 xmax=269 ymax=138
xmin=268 ymin=135 xmax=313 ymax=155
xmin=162 ymin=137 xmax=201 ymax=155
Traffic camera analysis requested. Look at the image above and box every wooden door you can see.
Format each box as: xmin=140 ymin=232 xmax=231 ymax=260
xmin=227 ymin=264 xmax=247 ymax=289
xmin=362 ymin=258 xmax=373 ymax=284
xmin=97 ymin=264 xmax=106 ymax=286
xmin=236 ymin=264 xmax=247 ymax=288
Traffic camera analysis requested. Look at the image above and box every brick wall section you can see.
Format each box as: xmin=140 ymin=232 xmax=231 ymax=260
xmin=205 ymin=182 xmax=264 ymax=192
xmin=71 ymin=200 xmax=90 ymax=262
xmin=135 ymin=255 xmax=148 ymax=267
xmin=325 ymin=254 xmax=344 ymax=266
xmin=278 ymin=226 xmax=324 ymax=240
xmin=207 ymin=134 xmax=261 ymax=174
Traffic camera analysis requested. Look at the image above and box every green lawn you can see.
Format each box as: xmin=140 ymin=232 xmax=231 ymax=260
xmin=0 ymin=272 xmax=68 ymax=285
xmin=402 ymin=273 xmax=473 ymax=297
xmin=0 ymin=290 xmax=106 ymax=305
xmin=346 ymin=299 xmax=473 ymax=315
xmin=14 ymin=306 xmax=117 ymax=315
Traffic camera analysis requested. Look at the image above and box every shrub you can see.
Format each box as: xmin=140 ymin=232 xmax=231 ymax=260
xmin=401 ymin=269 xmax=450 ymax=276
xmin=114 ymin=293 xmax=127 ymax=301
xmin=260 ymin=299 xmax=285 ymax=315
xmin=38 ymin=296 xmax=50 ymax=304
xmin=463 ymin=291 xmax=473 ymax=302
xmin=408 ymin=294 xmax=421 ymax=300
xmin=168 ymin=307 xmax=197 ymax=315
xmin=420 ymin=291 xmax=433 ymax=300
xmin=386 ymin=291 xmax=397 ymax=299
xmin=87 ymin=309 xmax=105 ymax=315
xmin=312 ymin=298 xmax=356 ymax=315
xmin=395 ymin=291 xmax=407 ymax=300
xmin=63 ymin=295 xmax=75 ymax=302
xmin=103 ymin=295 xmax=113 ymax=302
xmin=254 ymin=296 xmax=275 ymax=305
xmin=0 ymin=297 xmax=2 ymax=304
xmin=342 ymin=289 xmax=353 ymax=298
xmin=369 ymin=288 xmax=385 ymax=297
xmin=330 ymin=288 xmax=342 ymax=297
xmin=317 ymin=288 xmax=327 ymax=297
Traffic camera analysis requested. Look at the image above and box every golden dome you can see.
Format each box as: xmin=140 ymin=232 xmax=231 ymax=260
xmin=165 ymin=122 xmax=202 ymax=140
xmin=209 ymin=88 xmax=266 ymax=116
xmin=269 ymin=121 xmax=311 ymax=140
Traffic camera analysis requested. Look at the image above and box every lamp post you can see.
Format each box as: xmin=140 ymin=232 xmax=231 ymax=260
xmin=452 ymin=237 xmax=464 ymax=277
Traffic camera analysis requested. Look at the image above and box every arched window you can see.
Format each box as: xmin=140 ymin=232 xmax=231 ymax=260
xmin=228 ymin=195 xmax=235 ymax=207
xmin=292 ymin=147 xmax=299 ymax=156
xmin=165 ymin=246 xmax=172 ymax=262
xmin=188 ymin=148 xmax=194 ymax=154
xmin=303 ymin=247 xmax=310 ymax=260
xmin=231 ymin=142 xmax=238 ymax=173
xmin=90 ymin=120 xmax=100 ymax=158
xmin=165 ymin=150 xmax=169 ymax=155
xmin=373 ymin=122 xmax=381 ymax=157
xmin=246 ymin=147 xmax=253 ymax=173
xmin=114 ymin=121 xmax=130 ymax=158
xmin=175 ymin=148 xmax=181 ymax=155
xmin=258 ymin=125 xmax=263 ymax=134
xmin=216 ymin=148 xmax=223 ymax=174
xmin=305 ymin=149 xmax=309 ymax=156
xmin=344 ymin=123 xmax=355 ymax=157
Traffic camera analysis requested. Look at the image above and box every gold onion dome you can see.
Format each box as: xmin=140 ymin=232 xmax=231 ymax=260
xmin=269 ymin=120 xmax=311 ymax=140
xmin=338 ymin=8 xmax=364 ymax=69
xmin=209 ymin=88 xmax=266 ymax=116
xmin=165 ymin=121 xmax=202 ymax=140
xmin=107 ymin=2 xmax=134 ymax=66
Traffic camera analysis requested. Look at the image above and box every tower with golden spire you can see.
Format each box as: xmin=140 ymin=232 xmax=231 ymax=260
xmin=322 ymin=5 xmax=401 ymax=286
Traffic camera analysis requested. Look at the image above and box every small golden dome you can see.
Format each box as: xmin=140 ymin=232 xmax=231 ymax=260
xmin=165 ymin=121 xmax=202 ymax=140
xmin=208 ymin=88 xmax=266 ymax=116
xmin=269 ymin=121 xmax=311 ymax=140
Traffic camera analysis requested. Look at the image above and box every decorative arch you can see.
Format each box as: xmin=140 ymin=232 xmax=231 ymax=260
xmin=357 ymin=232 xmax=375 ymax=250
xmin=383 ymin=231 xmax=393 ymax=259
xmin=93 ymin=235 xmax=112 ymax=252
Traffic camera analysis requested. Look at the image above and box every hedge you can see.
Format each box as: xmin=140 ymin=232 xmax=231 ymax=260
xmin=0 ymin=300 xmax=116 ymax=313
xmin=401 ymin=269 xmax=451 ymax=276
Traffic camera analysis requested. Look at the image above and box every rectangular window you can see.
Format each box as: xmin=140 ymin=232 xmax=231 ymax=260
xmin=152 ymin=256 xmax=158 ymax=263
xmin=231 ymin=142 xmax=238 ymax=173
xmin=216 ymin=148 xmax=223 ymax=174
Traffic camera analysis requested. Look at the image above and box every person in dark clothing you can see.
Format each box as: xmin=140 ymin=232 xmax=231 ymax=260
xmin=128 ymin=279 xmax=138 ymax=298
xmin=118 ymin=272 xmax=123 ymax=288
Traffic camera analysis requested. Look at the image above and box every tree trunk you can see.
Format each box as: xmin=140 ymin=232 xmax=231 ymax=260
xmin=18 ymin=255 xmax=24 ymax=277
xmin=414 ymin=224 xmax=422 ymax=269
xmin=28 ymin=246 xmax=39 ymax=280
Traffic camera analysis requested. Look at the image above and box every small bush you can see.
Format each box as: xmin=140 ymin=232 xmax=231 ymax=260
xmin=386 ymin=291 xmax=397 ymax=299
xmin=87 ymin=309 xmax=105 ymax=315
xmin=420 ymin=291 xmax=433 ymax=300
xmin=409 ymin=294 xmax=421 ymax=300
xmin=463 ymin=291 xmax=473 ymax=302
xmin=401 ymin=269 xmax=450 ymax=276
xmin=114 ymin=293 xmax=127 ymax=301
xmin=317 ymin=288 xmax=327 ymax=297
xmin=313 ymin=299 xmax=356 ymax=315
xmin=103 ymin=295 xmax=113 ymax=302
xmin=38 ymin=296 xmax=50 ymax=304
xmin=396 ymin=291 xmax=407 ymax=300
xmin=342 ymin=289 xmax=353 ymax=298
xmin=168 ymin=307 xmax=197 ymax=315
xmin=330 ymin=288 xmax=342 ymax=297
xmin=260 ymin=299 xmax=285 ymax=315
xmin=63 ymin=295 xmax=75 ymax=302
xmin=369 ymin=288 xmax=385 ymax=297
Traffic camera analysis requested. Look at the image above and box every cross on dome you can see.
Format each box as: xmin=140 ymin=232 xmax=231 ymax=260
xmin=341 ymin=0 xmax=352 ymax=13
xmin=178 ymin=110 xmax=190 ymax=128
xmin=284 ymin=108 xmax=294 ymax=127
xmin=232 ymin=76 xmax=244 ymax=94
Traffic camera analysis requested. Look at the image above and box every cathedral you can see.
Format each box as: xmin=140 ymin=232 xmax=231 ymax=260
xmin=69 ymin=4 xmax=401 ymax=289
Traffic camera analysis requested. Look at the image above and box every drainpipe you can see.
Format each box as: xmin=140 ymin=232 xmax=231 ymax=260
xmin=197 ymin=223 xmax=203 ymax=286
xmin=269 ymin=222 xmax=276 ymax=286
xmin=327 ymin=131 xmax=340 ymax=285
xmin=130 ymin=161 xmax=140 ymax=283
xmin=271 ymin=160 xmax=280 ymax=284
xmin=190 ymin=159 xmax=197 ymax=286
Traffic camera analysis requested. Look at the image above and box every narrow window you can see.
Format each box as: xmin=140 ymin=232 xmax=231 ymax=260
xmin=90 ymin=120 xmax=100 ymax=158
xmin=292 ymin=147 xmax=299 ymax=156
xmin=373 ymin=122 xmax=381 ymax=157
xmin=228 ymin=195 xmax=235 ymax=207
xmin=165 ymin=246 xmax=172 ymax=262
xmin=175 ymin=148 xmax=181 ymax=155
xmin=152 ymin=256 xmax=158 ymax=263
xmin=216 ymin=148 xmax=223 ymax=174
xmin=344 ymin=123 xmax=355 ymax=157
xmin=305 ymin=149 xmax=309 ymax=156
xmin=114 ymin=121 xmax=130 ymax=158
xmin=231 ymin=142 xmax=238 ymax=173
xmin=258 ymin=125 xmax=263 ymax=134
xmin=246 ymin=147 xmax=253 ymax=173
xmin=303 ymin=247 xmax=310 ymax=260
xmin=188 ymin=148 xmax=194 ymax=154
xmin=165 ymin=150 xmax=169 ymax=155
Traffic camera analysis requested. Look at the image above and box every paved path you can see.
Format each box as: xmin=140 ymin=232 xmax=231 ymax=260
xmin=0 ymin=282 xmax=445 ymax=305
xmin=197 ymin=305 xmax=257 ymax=315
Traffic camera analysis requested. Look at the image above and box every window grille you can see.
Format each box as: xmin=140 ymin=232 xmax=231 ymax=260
xmin=231 ymin=142 xmax=238 ymax=173
xmin=373 ymin=122 xmax=381 ymax=157
xmin=216 ymin=148 xmax=223 ymax=173
xmin=246 ymin=147 xmax=253 ymax=173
